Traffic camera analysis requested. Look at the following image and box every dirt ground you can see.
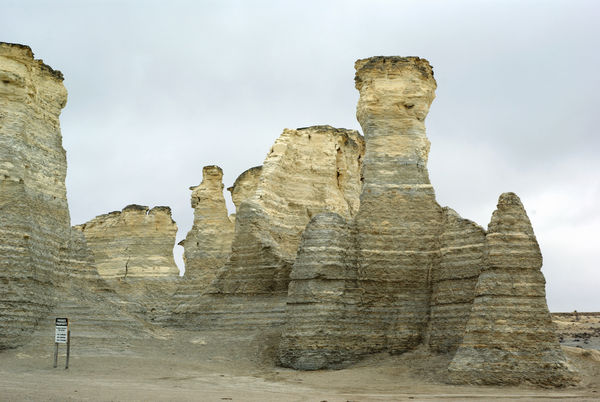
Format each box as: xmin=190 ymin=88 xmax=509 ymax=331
xmin=1 ymin=315 xmax=599 ymax=401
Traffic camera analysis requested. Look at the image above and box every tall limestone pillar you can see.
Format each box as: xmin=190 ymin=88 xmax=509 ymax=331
xmin=353 ymin=57 xmax=443 ymax=352
xmin=0 ymin=42 xmax=69 ymax=348
xmin=182 ymin=165 xmax=234 ymax=283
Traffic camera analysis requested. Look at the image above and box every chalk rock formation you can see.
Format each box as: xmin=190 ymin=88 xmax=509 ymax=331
xmin=210 ymin=125 xmax=364 ymax=295
xmin=353 ymin=57 xmax=443 ymax=353
xmin=448 ymin=193 xmax=578 ymax=385
xmin=0 ymin=42 xmax=69 ymax=349
xmin=77 ymin=205 xmax=179 ymax=280
xmin=181 ymin=166 xmax=234 ymax=282
xmin=227 ymin=165 xmax=262 ymax=212
xmin=279 ymin=57 xmax=443 ymax=368
xmin=427 ymin=207 xmax=485 ymax=353
xmin=278 ymin=212 xmax=360 ymax=369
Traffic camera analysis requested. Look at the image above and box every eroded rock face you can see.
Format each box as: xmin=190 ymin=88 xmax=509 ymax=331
xmin=353 ymin=57 xmax=443 ymax=353
xmin=448 ymin=193 xmax=578 ymax=385
xmin=279 ymin=57 xmax=443 ymax=368
xmin=227 ymin=165 xmax=262 ymax=212
xmin=278 ymin=212 xmax=359 ymax=369
xmin=427 ymin=207 xmax=485 ymax=353
xmin=0 ymin=42 xmax=69 ymax=349
xmin=210 ymin=125 xmax=364 ymax=295
xmin=77 ymin=205 xmax=179 ymax=280
xmin=181 ymin=166 xmax=234 ymax=282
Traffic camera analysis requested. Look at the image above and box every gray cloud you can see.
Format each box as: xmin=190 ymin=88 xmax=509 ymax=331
xmin=2 ymin=0 xmax=598 ymax=311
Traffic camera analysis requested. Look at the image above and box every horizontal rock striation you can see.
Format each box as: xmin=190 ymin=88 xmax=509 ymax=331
xmin=279 ymin=57 xmax=444 ymax=368
xmin=278 ymin=213 xmax=359 ymax=369
xmin=210 ymin=125 xmax=364 ymax=295
xmin=169 ymin=166 xmax=237 ymax=324
xmin=427 ymin=207 xmax=485 ymax=353
xmin=0 ymin=42 xmax=69 ymax=349
xmin=181 ymin=165 xmax=234 ymax=283
xmin=448 ymin=193 xmax=579 ymax=385
xmin=76 ymin=205 xmax=179 ymax=280
xmin=76 ymin=205 xmax=180 ymax=321
xmin=227 ymin=165 xmax=262 ymax=212
xmin=353 ymin=57 xmax=442 ymax=354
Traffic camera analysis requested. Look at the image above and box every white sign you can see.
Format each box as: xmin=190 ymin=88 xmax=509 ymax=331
xmin=55 ymin=318 xmax=68 ymax=344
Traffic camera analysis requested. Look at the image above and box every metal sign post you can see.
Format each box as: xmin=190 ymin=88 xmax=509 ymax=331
xmin=53 ymin=318 xmax=70 ymax=369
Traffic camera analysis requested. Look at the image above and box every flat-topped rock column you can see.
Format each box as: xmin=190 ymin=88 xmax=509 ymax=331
xmin=0 ymin=42 xmax=69 ymax=348
xmin=353 ymin=57 xmax=443 ymax=352
xmin=76 ymin=205 xmax=179 ymax=280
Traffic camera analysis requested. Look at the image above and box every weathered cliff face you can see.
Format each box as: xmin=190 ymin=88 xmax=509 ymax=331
xmin=181 ymin=166 xmax=234 ymax=283
xmin=210 ymin=125 xmax=364 ymax=295
xmin=75 ymin=205 xmax=180 ymax=321
xmin=0 ymin=42 xmax=69 ymax=349
xmin=448 ymin=193 xmax=578 ymax=385
xmin=77 ymin=205 xmax=179 ymax=280
xmin=278 ymin=212 xmax=359 ymax=369
xmin=353 ymin=57 xmax=443 ymax=353
xmin=427 ymin=207 xmax=485 ymax=353
xmin=227 ymin=165 xmax=262 ymax=212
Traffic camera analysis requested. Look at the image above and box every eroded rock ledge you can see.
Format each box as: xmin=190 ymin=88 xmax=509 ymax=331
xmin=76 ymin=205 xmax=179 ymax=280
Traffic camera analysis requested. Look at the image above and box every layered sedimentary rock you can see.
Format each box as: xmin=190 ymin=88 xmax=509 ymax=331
xmin=210 ymin=125 xmax=364 ymax=295
xmin=352 ymin=57 xmax=443 ymax=353
xmin=77 ymin=205 xmax=179 ymax=280
xmin=181 ymin=166 xmax=234 ymax=282
xmin=227 ymin=165 xmax=262 ymax=212
xmin=279 ymin=57 xmax=443 ymax=368
xmin=76 ymin=205 xmax=180 ymax=321
xmin=427 ymin=208 xmax=485 ymax=353
xmin=448 ymin=193 xmax=578 ymax=385
xmin=169 ymin=126 xmax=364 ymax=329
xmin=278 ymin=212 xmax=360 ymax=369
xmin=0 ymin=42 xmax=69 ymax=349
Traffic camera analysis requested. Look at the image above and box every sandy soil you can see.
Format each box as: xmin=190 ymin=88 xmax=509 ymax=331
xmin=1 ymin=318 xmax=599 ymax=401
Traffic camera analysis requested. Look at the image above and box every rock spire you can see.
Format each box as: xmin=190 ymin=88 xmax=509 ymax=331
xmin=181 ymin=165 xmax=234 ymax=283
xmin=448 ymin=193 xmax=578 ymax=385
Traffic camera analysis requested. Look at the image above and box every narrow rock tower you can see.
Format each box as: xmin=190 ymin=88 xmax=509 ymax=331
xmin=0 ymin=43 xmax=69 ymax=348
xmin=279 ymin=57 xmax=444 ymax=368
xmin=448 ymin=193 xmax=578 ymax=385
xmin=182 ymin=165 xmax=234 ymax=283
xmin=353 ymin=57 xmax=443 ymax=352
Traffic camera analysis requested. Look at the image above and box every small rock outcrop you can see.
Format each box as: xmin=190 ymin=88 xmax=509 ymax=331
xmin=278 ymin=212 xmax=359 ymax=369
xmin=181 ymin=166 xmax=234 ymax=283
xmin=76 ymin=205 xmax=179 ymax=280
xmin=227 ymin=165 xmax=262 ymax=212
xmin=0 ymin=42 xmax=69 ymax=348
xmin=210 ymin=125 xmax=364 ymax=295
xmin=427 ymin=207 xmax=485 ymax=353
xmin=448 ymin=193 xmax=578 ymax=385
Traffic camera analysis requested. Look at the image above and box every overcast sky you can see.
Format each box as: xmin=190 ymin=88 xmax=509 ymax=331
xmin=2 ymin=0 xmax=598 ymax=311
